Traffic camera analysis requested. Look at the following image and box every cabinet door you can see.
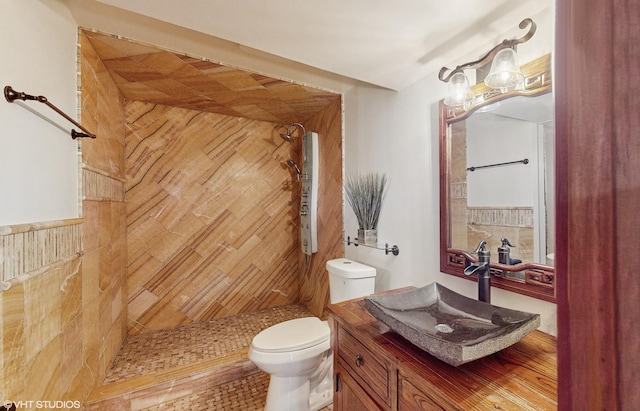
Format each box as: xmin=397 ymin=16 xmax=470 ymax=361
xmin=398 ymin=375 xmax=446 ymax=411
xmin=337 ymin=326 xmax=390 ymax=406
xmin=335 ymin=364 xmax=386 ymax=411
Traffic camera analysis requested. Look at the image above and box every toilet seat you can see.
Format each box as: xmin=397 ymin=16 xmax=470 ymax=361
xmin=252 ymin=317 xmax=329 ymax=353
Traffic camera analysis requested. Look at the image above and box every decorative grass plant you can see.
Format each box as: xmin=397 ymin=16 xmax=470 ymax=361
xmin=344 ymin=172 xmax=388 ymax=244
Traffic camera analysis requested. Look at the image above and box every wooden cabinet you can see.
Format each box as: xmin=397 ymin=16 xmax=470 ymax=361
xmin=397 ymin=374 xmax=444 ymax=411
xmin=336 ymin=326 xmax=390 ymax=407
xmin=328 ymin=290 xmax=558 ymax=411
xmin=334 ymin=363 xmax=386 ymax=411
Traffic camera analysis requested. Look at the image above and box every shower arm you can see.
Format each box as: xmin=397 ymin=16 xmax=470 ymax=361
xmin=281 ymin=122 xmax=306 ymax=142
xmin=287 ymin=122 xmax=306 ymax=136
xmin=4 ymin=85 xmax=97 ymax=139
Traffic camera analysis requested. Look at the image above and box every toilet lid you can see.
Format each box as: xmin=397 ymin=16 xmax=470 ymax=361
xmin=252 ymin=317 xmax=330 ymax=353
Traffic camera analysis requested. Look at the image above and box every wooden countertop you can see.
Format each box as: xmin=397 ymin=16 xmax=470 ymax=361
xmin=328 ymin=288 xmax=558 ymax=410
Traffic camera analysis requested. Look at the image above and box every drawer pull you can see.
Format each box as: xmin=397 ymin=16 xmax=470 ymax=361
xmin=355 ymin=354 xmax=364 ymax=367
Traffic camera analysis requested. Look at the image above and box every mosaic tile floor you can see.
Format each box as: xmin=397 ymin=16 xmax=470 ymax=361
xmin=105 ymin=304 xmax=314 ymax=383
xmin=141 ymin=372 xmax=271 ymax=411
xmin=96 ymin=304 xmax=332 ymax=410
xmin=138 ymin=371 xmax=332 ymax=411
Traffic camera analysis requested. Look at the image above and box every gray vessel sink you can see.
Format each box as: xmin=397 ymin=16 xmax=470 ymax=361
xmin=364 ymin=283 xmax=540 ymax=366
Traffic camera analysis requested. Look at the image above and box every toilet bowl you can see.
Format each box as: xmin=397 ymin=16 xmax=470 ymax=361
xmin=249 ymin=317 xmax=332 ymax=411
xmin=249 ymin=258 xmax=376 ymax=410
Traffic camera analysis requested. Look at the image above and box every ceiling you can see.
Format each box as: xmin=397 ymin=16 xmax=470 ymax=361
xmin=83 ymin=30 xmax=340 ymax=124
xmin=91 ymin=0 xmax=552 ymax=91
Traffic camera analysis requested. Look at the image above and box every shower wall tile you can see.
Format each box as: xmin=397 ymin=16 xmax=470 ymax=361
xmin=81 ymin=29 xmax=343 ymax=329
xmin=124 ymin=101 xmax=301 ymax=333
xmin=61 ymin=313 xmax=83 ymax=394
xmin=466 ymin=207 xmax=535 ymax=262
xmin=25 ymin=333 xmax=61 ymax=402
xmin=1 ymin=282 xmax=25 ymax=403
xmin=0 ymin=249 xmax=83 ymax=407
xmin=80 ymin=30 xmax=128 ymax=404
xmin=449 ymin=122 xmax=469 ymax=252
xmin=82 ymin=30 xmax=339 ymax=125
xmin=467 ymin=207 xmax=534 ymax=228
xmin=23 ymin=267 xmax=62 ymax=364
xmin=61 ymin=260 xmax=83 ymax=328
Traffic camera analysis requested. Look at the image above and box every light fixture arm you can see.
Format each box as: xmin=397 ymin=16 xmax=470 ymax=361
xmin=438 ymin=18 xmax=536 ymax=83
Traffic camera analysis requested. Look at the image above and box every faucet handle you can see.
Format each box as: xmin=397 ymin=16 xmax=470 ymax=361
xmin=500 ymin=237 xmax=515 ymax=247
xmin=473 ymin=240 xmax=487 ymax=254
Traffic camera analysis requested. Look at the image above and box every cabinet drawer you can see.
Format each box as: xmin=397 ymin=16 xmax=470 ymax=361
xmin=337 ymin=327 xmax=390 ymax=406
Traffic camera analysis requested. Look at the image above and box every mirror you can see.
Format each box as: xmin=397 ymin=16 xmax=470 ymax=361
xmin=440 ymin=54 xmax=556 ymax=302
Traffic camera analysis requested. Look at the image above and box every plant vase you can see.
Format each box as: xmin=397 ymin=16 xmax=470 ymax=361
xmin=345 ymin=172 xmax=388 ymax=247
xmin=358 ymin=229 xmax=378 ymax=246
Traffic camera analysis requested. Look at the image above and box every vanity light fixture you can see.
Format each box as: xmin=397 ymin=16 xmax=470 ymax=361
xmin=484 ymin=48 xmax=524 ymax=90
xmin=438 ymin=18 xmax=536 ymax=108
xmin=444 ymin=72 xmax=474 ymax=108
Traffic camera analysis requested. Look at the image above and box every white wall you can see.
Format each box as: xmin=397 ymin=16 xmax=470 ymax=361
xmin=466 ymin=115 xmax=537 ymax=207
xmin=0 ymin=0 xmax=79 ymax=225
xmin=343 ymin=6 xmax=557 ymax=335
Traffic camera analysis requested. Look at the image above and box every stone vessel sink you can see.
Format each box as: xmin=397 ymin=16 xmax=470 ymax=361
xmin=364 ymin=283 xmax=540 ymax=366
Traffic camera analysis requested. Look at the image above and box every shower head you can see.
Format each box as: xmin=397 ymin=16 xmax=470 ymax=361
xmin=280 ymin=133 xmax=294 ymax=143
xmin=286 ymin=159 xmax=302 ymax=176
xmin=279 ymin=122 xmax=306 ymax=143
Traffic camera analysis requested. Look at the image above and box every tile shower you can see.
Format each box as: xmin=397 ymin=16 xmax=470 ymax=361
xmin=0 ymin=29 xmax=343 ymax=409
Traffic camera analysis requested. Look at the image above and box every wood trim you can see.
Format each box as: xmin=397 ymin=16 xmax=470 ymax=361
xmin=556 ymin=0 xmax=640 ymax=408
xmin=439 ymin=100 xmax=451 ymax=276
xmin=0 ymin=218 xmax=83 ymax=235
xmin=444 ymin=248 xmax=556 ymax=302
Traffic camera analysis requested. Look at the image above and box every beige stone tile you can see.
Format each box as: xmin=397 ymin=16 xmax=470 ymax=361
xmin=61 ymin=257 xmax=82 ymax=329
xmin=1 ymin=283 xmax=25 ymax=401
xmin=98 ymin=202 xmax=113 ymax=248
xmin=127 ymin=290 xmax=158 ymax=325
xmin=82 ymin=201 xmax=100 ymax=251
xmin=130 ymin=379 xmax=195 ymax=411
xmin=111 ymin=282 xmax=124 ymax=323
xmin=84 ymin=394 xmax=131 ymax=411
xmin=62 ymin=365 xmax=97 ymax=407
xmin=82 ymin=297 xmax=100 ymax=375
xmin=24 ymin=334 xmax=61 ymax=403
xmin=98 ymin=244 xmax=114 ymax=292
xmin=81 ymin=250 xmax=100 ymax=307
xmin=99 ymin=285 xmax=114 ymax=340
xmin=23 ymin=268 xmax=61 ymax=365
xmin=61 ymin=313 xmax=83 ymax=394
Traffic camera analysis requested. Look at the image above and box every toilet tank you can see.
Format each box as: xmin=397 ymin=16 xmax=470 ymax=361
xmin=326 ymin=258 xmax=376 ymax=304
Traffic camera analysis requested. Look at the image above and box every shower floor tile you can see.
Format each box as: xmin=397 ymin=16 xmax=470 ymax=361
xmin=104 ymin=304 xmax=314 ymax=383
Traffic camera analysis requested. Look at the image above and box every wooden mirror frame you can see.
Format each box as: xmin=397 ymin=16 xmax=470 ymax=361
xmin=439 ymin=53 xmax=556 ymax=302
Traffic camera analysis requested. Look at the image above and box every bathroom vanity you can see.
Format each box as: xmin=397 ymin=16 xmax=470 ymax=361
xmin=327 ymin=288 xmax=557 ymax=410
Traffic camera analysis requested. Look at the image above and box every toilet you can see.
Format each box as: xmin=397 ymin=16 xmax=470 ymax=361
xmin=248 ymin=258 xmax=376 ymax=411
